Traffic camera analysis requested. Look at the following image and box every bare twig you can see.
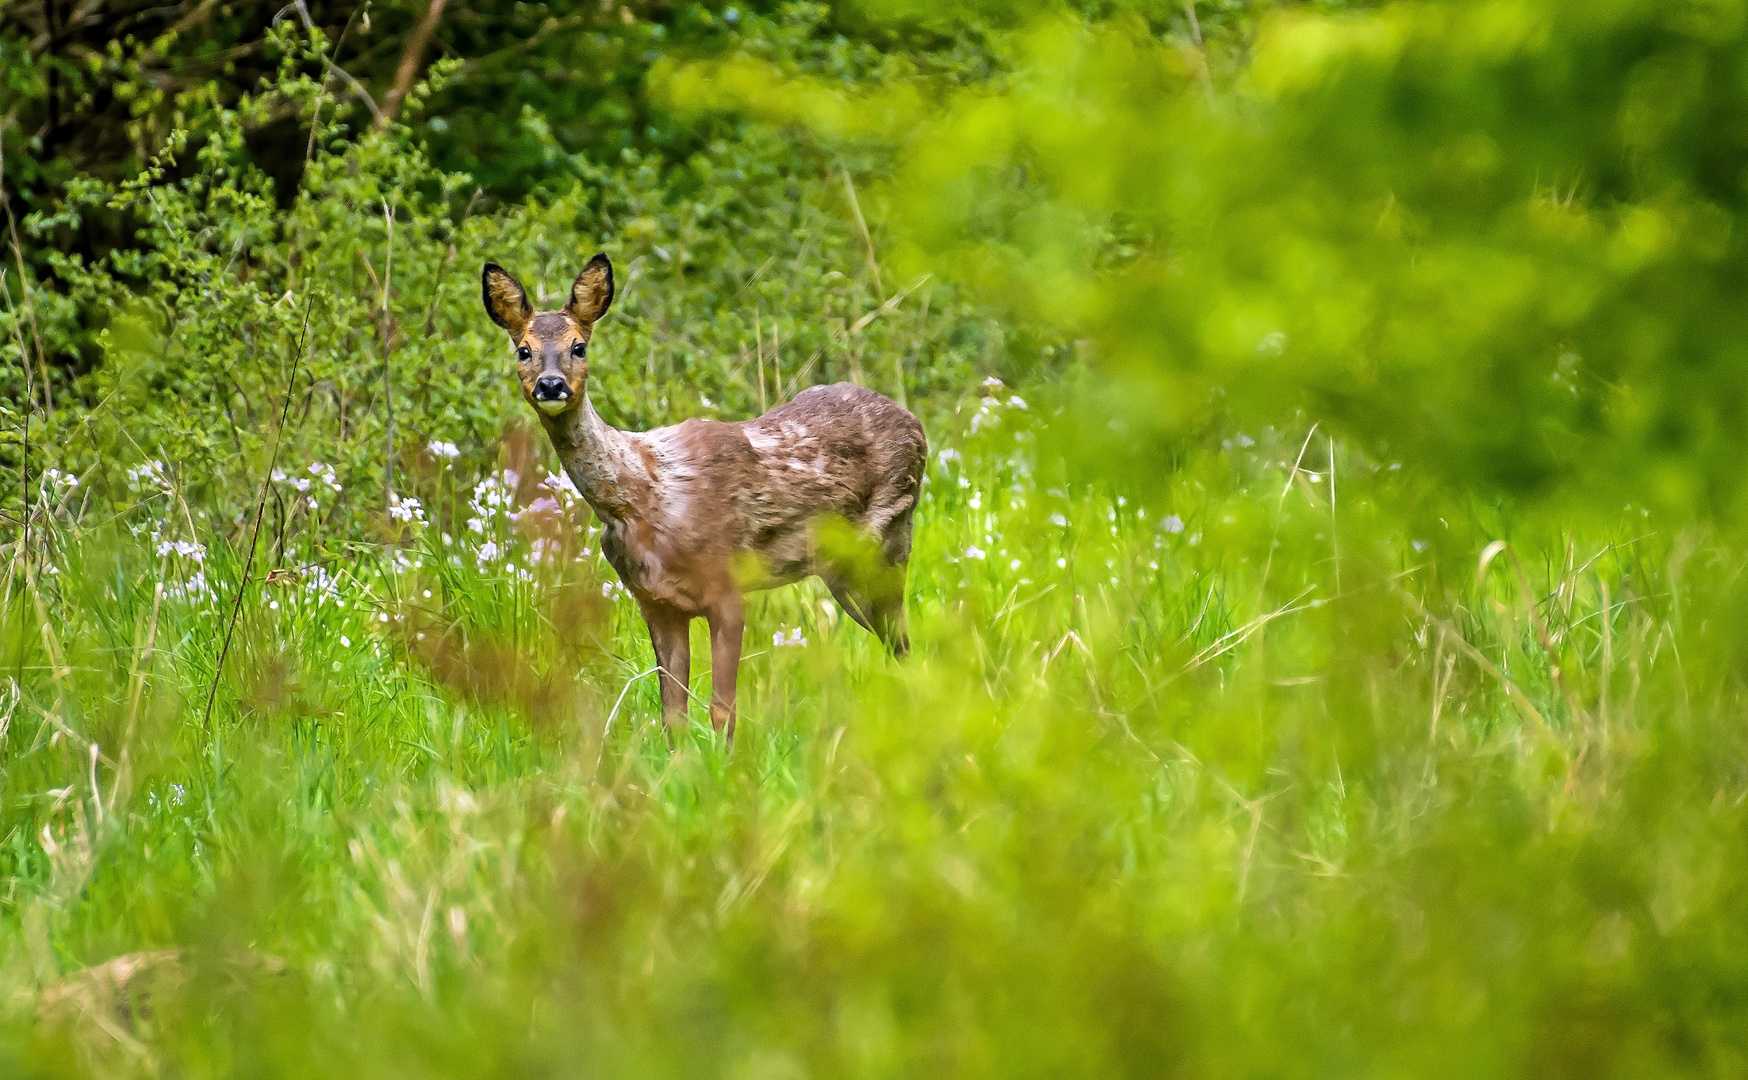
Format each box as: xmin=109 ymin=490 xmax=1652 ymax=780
xmin=1328 ymin=436 xmax=1340 ymax=595
xmin=603 ymin=665 xmax=660 ymax=739
xmin=297 ymin=6 xmax=364 ymax=205
xmin=1401 ymin=588 xmax=1552 ymax=735
xmin=380 ymin=197 xmax=396 ymax=514
xmin=277 ymin=0 xmax=382 ymax=122
xmin=1256 ymin=422 xmax=1318 ymax=603
xmin=1183 ymin=1 xmax=1214 ymax=99
xmin=1478 ymin=539 xmax=1589 ymax=728
xmin=422 ymin=188 xmax=482 ymax=335
xmin=0 ymin=152 xmax=51 ymax=417
xmin=2 ymin=267 xmax=29 ymax=687
xmin=848 ymin=274 xmax=930 ymax=336
xmin=202 ymin=296 xmax=315 ymax=735
xmin=840 ymin=167 xmax=884 ymax=297
xmin=380 ymin=0 xmax=450 ymax=125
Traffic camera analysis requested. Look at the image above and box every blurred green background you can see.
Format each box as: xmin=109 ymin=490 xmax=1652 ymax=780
xmin=3 ymin=0 xmax=1748 ymax=1075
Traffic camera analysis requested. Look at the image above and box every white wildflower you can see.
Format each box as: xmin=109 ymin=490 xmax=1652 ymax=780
xmin=969 ymin=399 xmax=1001 ymax=434
xmin=529 ymin=538 xmax=560 ymax=565
xmin=308 ymin=463 xmax=341 ymax=491
xmin=1049 ymin=513 xmax=1068 ymax=528
xmin=540 ymin=472 xmax=580 ymax=500
xmin=428 ymin=440 xmax=461 ymax=460
xmin=512 ymin=497 xmax=560 ymax=521
xmin=305 ymin=565 xmax=339 ymax=605
xmin=1160 ymin=515 xmax=1185 ymax=534
xmin=156 ymin=539 xmax=207 ymax=563
xmin=127 ymin=460 xmax=170 ymax=491
xmin=272 ymin=469 xmax=312 ymax=493
xmin=773 ymin=628 xmax=806 ymax=647
xmin=470 ymin=473 xmax=517 ymax=515
xmin=388 ymin=493 xmax=426 ymax=526
xmin=1007 ymin=396 xmax=1027 ymax=410
xmin=965 ymin=546 xmax=986 ymax=560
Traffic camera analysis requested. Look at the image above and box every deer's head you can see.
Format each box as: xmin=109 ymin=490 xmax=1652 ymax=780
xmin=481 ymin=254 xmax=615 ymax=416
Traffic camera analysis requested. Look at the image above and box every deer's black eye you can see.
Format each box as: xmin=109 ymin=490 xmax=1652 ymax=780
xmin=516 ymin=346 xmax=532 ymax=362
xmin=570 ymin=342 xmax=586 ymax=359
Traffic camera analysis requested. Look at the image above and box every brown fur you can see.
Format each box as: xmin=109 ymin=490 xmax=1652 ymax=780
xmin=482 ymin=257 xmax=926 ymax=744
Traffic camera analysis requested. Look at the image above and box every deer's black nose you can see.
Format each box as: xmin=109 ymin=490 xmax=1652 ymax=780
xmin=534 ymin=375 xmax=570 ymax=401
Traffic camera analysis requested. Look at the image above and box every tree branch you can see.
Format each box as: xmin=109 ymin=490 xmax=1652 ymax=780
xmin=379 ymin=0 xmax=449 ymax=126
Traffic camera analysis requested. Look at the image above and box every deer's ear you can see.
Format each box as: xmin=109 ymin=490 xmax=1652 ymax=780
xmin=566 ymin=253 xmax=615 ymax=325
xmin=482 ymin=263 xmax=533 ymax=334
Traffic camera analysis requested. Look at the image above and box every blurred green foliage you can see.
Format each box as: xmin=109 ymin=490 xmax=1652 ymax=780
xmin=2 ymin=0 xmax=1748 ymax=1076
xmin=671 ymin=0 xmax=1748 ymax=521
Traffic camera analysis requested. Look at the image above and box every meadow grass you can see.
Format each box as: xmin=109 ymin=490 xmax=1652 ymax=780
xmin=1 ymin=389 xmax=1743 ymax=1078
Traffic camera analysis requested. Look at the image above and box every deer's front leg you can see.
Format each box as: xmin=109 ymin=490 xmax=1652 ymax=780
xmin=706 ymin=596 xmax=746 ymax=745
xmin=641 ymin=603 xmax=692 ymax=731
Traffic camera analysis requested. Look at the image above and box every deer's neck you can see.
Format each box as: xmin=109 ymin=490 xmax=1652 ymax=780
xmin=541 ymin=395 xmax=652 ymax=521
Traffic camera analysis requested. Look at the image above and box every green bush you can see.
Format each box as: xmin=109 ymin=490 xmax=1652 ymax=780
xmin=3 ymin=1 xmax=1748 ymax=1076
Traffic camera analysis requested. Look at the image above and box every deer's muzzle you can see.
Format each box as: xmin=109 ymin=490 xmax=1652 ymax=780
xmin=533 ymin=375 xmax=572 ymax=413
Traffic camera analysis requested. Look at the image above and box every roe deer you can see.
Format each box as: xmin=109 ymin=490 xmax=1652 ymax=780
xmin=482 ymin=255 xmax=926 ymax=744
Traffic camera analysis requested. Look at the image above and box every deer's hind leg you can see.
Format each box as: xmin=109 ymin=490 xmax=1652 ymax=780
xmin=705 ymin=595 xmax=746 ymax=745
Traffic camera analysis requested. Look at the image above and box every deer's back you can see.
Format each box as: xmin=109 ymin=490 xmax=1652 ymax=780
xmin=615 ymin=384 xmax=923 ymax=607
xmin=742 ymin=383 xmax=923 ymax=504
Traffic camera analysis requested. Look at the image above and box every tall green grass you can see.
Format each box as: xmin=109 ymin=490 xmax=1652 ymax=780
xmin=3 ymin=381 xmax=1740 ymax=1077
